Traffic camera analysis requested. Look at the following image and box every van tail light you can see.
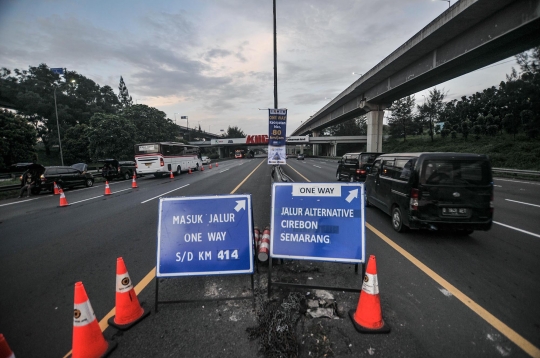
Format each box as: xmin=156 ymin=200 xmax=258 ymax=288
xmin=410 ymin=188 xmax=419 ymax=211
xmin=358 ymin=169 xmax=366 ymax=175
xmin=160 ymin=158 xmax=164 ymax=167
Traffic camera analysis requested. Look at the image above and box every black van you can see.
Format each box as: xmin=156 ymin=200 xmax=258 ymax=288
xmin=364 ymin=152 xmax=493 ymax=234
xmin=336 ymin=152 xmax=382 ymax=182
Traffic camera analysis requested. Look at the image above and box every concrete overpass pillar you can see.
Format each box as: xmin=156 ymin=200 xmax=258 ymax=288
xmin=312 ymin=130 xmax=319 ymax=156
xmin=366 ymin=110 xmax=384 ymax=152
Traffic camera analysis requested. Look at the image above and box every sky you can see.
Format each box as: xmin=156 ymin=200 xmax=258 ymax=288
xmin=0 ymin=0 xmax=521 ymax=135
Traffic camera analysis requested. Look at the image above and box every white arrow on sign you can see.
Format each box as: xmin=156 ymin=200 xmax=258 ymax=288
xmin=234 ymin=200 xmax=246 ymax=212
xmin=345 ymin=189 xmax=359 ymax=203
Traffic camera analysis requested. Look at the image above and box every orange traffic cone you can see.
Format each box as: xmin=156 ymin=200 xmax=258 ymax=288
xmin=59 ymin=189 xmax=69 ymax=207
xmin=131 ymin=174 xmax=138 ymax=188
xmin=349 ymin=255 xmax=390 ymax=333
xmin=215 ymin=162 xmax=218 ymax=167
xmin=72 ymin=282 xmax=116 ymax=358
xmin=0 ymin=334 xmax=15 ymax=358
xmin=209 ymin=164 xmax=212 ymax=169
xmin=104 ymin=181 xmax=112 ymax=196
xmin=108 ymin=257 xmax=150 ymax=330
xmin=169 ymin=170 xmax=174 ymax=179
xmin=53 ymin=181 xmax=60 ymax=195
xmin=201 ymin=165 xmax=204 ymax=171
xmin=188 ymin=168 xmax=192 ymax=174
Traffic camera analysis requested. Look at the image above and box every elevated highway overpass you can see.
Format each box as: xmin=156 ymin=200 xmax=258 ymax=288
xmin=291 ymin=0 xmax=540 ymax=152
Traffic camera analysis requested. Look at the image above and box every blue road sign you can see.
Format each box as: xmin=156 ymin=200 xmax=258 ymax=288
xmin=271 ymin=183 xmax=365 ymax=263
xmin=50 ymin=68 xmax=64 ymax=75
xmin=157 ymin=195 xmax=254 ymax=277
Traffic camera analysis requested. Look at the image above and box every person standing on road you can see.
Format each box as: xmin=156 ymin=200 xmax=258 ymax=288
xmin=18 ymin=172 xmax=35 ymax=198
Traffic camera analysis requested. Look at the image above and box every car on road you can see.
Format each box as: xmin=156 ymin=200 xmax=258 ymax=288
xmin=297 ymin=154 xmax=305 ymax=160
xmin=201 ymin=156 xmax=211 ymax=165
xmin=100 ymin=159 xmax=136 ymax=181
xmin=21 ymin=164 xmax=94 ymax=194
xmin=364 ymin=152 xmax=493 ymax=234
xmin=336 ymin=152 xmax=382 ymax=182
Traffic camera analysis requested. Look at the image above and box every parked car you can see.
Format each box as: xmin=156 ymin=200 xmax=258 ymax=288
xmin=336 ymin=152 xmax=382 ymax=182
xmin=18 ymin=163 xmax=46 ymax=194
xmin=100 ymin=159 xmax=136 ymax=181
xmin=21 ymin=164 xmax=94 ymax=194
xmin=297 ymin=154 xmax=305 ymax=160
xmin=364 ymin=152 xmax=493 ymax=234
xmin=201 ymin=156 xmax=211 ymax=165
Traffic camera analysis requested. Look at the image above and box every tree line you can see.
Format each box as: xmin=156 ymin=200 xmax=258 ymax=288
xmin=0 ymin=64 xmax=246 ymax=169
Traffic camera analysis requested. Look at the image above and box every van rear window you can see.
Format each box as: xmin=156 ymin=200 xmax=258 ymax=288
xmin=421 ymin=160 xmax=491 ymax=185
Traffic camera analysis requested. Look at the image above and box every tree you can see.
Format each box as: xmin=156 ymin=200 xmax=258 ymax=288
xmin=0 ymin=109 xmax=37 ymax=168
xmin=224 ymin=126 xmax=246 ymax=138
xmin=118 ymin=76 xmax=133 ymax=107
xmin=388 ymin=96 xmax=415 ymax=141
xmin=62 ymin=124 xmax=91 ymax=164
xmin=121 ymin=104 xmax=177 ymax=143
xmin=417 ymin=88 xmax=445 ymax=142
xmin=87 ymin=113 xmax=137 ymax=160
xmin=502 ymin=113 xmax=520 ymax=139
xmin=521 ymin=109 xmax=539 ymax=139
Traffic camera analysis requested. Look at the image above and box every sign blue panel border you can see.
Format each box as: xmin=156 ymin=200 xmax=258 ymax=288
xmin=270 ymin=182 xmax=365 ymax=263
xmin=157 ymin=195 xmax=254 ymax=277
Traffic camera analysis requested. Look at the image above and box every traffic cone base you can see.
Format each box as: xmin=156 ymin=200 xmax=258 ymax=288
xmin=348 ymin=309 xmax=390 ymax=334
xmin=108 ymin=304 xmax=150 ymax=330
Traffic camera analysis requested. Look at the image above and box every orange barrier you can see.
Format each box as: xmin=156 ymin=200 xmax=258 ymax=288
xmin=169 ymin=170 xmax=174 ymax=179
xmin=0 ymin=334 xmax=15 ymax=358
xmin=59 ymin=189 xmax=69 ymax=207
xmin=131 ymin=174 xmax=138 ymax=188
xmin=104 ymin=181 xmax=112 ymax=196
xmin=108 ymin=257 xmax=150 ymax=330
xmin=349 ymin=255 xmax=391 ymax=333
xmin=53 ymin=181 xmax=60 ymax=195
xmin=72 ymin=282 xmax=116 ymax=358
xmin=258 ymin=226 xmax=270 ymax=262
xmin=254 ymin=226 xmax=261 ymax=251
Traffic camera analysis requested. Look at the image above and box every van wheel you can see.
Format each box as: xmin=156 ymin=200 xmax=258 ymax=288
xmin=176 ymin=166 xmax=182 ymax=175
xmin=392 ymin=207 xmax=407 ymax=232
xmin=123 ymin=172 xmax=131 ymax=180
xmin=336 ymin=171 xmax=341 ymax=181
xmin=85 ymin=179 xmax=94 ymax=187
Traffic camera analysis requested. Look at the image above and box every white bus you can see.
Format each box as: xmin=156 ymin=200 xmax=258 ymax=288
xmin=134 ymin=142 xmax=202 ymax=177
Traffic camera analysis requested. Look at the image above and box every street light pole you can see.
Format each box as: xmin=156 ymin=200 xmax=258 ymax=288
xmin=53 ymin=86 xmax=64 ymax=166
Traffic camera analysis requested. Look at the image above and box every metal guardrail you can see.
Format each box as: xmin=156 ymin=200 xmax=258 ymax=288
xmin=492 ymin=168 xmax=540 ymax=177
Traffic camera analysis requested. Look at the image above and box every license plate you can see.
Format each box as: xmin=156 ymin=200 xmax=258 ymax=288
xmin=145 ymin=163 xmax=152 ymax=167
xmin=441 ymin=207 xmax=468 ymax=216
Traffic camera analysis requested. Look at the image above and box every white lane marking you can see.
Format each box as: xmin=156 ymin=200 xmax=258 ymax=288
xmin=439 ymin=288 xmax=453 ymax=297
xmin=141 ymin=184 xmax=190 ymax=204
xmin=69 ymin=188 xmax=132 ymax=205
xmin=219 ymin=169 xmax=230 ymax=173
xmin=493 ymin=221 xmax=540 ymax=239
xmin=0 ymin=197 xmax=41 ymax=207
xmin=505 ymin=199 xmax=540 ymax=208
xmin=494 ymin=185 xmax=502 ymax=187
xmin=313 ymin=165 xmax=322 ymax=168
xmin=494 ymin=178 xmax=540 ymax=186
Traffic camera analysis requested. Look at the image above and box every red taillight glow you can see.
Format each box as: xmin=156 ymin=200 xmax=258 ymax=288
xmin=410 ymin=188 xmax=419 ymax=211
xmin=160 ymin=158 xmax=164 ymax=167
xmin=359 ymin=170 xmax=366 ymax=175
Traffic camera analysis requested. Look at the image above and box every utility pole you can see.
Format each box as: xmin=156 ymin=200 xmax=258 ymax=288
xmin=273 ymin=0 xmax=278 ymax=109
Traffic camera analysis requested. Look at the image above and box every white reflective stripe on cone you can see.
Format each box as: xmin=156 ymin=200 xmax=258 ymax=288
xmin=362 ymin=272 xmax=379 ymax=295
xmin=116 ymin=272 xmax=133 ymax=293
xmin=73 ymin=301 xmax=96 ymax=327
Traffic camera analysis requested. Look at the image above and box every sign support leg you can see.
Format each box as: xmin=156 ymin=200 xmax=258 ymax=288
xmin=155 ymin=276 xmax=159 ymax=313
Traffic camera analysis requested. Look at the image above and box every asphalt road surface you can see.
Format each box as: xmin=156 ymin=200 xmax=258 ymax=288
xmin=0 ymin=156 xmax=539 ymax=357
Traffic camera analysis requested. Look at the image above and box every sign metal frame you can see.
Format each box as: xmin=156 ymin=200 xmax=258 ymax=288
xmin=154 ymin=195 xmax=256 ymax=311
